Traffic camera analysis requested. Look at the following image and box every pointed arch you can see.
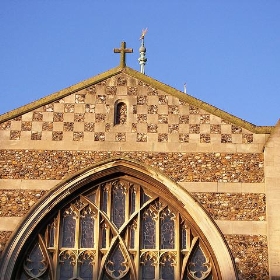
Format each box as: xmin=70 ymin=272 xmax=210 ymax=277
xmin=0 ymin=158 xmax=237 ymax=280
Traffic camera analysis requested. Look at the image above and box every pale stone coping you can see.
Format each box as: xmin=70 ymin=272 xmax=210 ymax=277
xmin=0 ymin=217 xmax=22 ymax=231
xmin=216 ymin=220 xmax=267 ymax=235
xmin=0 ymin=179 xmax=265 ymax=193
xmin=0 ymin=140 xmax=265 ymax=153
xmin=0 ymin=179 xmax=59 ymax=190
xmin=180 ymin=182 xmax=265 ymax=193
xmin=264 ymin=128 xmax=280 ymax=277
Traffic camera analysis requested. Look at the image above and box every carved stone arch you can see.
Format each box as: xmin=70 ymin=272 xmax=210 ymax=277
xmin=0 ymin=158 xmax=237 ymax=280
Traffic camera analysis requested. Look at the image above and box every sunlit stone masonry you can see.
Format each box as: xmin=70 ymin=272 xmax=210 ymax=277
xmin=0 ymin=42 xmax=279 ymax=280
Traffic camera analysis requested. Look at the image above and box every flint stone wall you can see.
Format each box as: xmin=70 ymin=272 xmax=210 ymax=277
xmin=0 ymin=190 xmax=47 ymax=216
xmin=225 ymin=234 xmax=269 ymax=279
xmin=193 ymin=192 xmax=266 ymax=221
xmin=0 ymin=150 xmax=264 ymax=183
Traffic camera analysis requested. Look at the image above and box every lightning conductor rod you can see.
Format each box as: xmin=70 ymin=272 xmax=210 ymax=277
xmin=138 ymin=28 xmax=148 ymax=74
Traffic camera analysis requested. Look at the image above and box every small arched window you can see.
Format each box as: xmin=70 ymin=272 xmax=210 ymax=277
xmin=115 ymin=102 xmax=127 ymax=125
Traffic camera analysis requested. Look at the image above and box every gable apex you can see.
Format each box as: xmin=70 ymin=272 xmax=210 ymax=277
xmin=0 ymin=66 xmax=272 ymax=134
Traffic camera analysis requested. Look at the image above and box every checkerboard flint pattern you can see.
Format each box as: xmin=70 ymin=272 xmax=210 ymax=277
xmin=0 ymin=74 xmax=254 ymax=143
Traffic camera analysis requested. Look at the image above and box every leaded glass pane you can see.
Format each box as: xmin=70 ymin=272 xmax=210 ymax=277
xmin=22 ymin=242 xmax=48 ymax=278
xmin=61 ymin=208 xmax=76 ymax=248
xmin=80 ymin=207 xmax=94 ymax=248
xmin=20 ymin=272 xmax=50 ymax=280
xmin=130 ymin=227 xmax=135 ymax=249
xmin=59 ymin=250 xmax=75 ymax=279
xmin=142 ymin=262 xmax=155 ymax=280
xmin=112 ymin=181 xmax=126 ymax=228
xmin=160 ymin=208 xmax=175 ymax=249
xmin=130 ymin=187 xmax=136 ymax=215
xmin=78 ymin=251 xmax=94 ymax=280
xmin=142 ymin=209 xmax=156 ymax=249
xmin=105 ymin=245 xmax=129 ymax=278
xmin=181 ymin=223 xmax=187 ymax=250
xmin=160 ymin=253 xmax=175 ymax=280
xmin=140 ymin=188 xmax=151 ymax=206
xmin=187 ymin=245 xmax=212 ymax=279
xmin=101 ymin=224 xmax=107 ymax=248
xmin=86 ymin=191 xmax=96 ymax=204
xmin=48 ymin=219 xmax=55 ymax=248
xmin=101 ymin=184 xmax=108 ymax=213
xmin=141 ymin=253 xmax=156 ymax=280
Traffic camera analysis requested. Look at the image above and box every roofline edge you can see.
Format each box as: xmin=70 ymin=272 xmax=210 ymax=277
xmin=0 ymin=65 xmax=273 ymax=134
xmin=124 ymin=67 xmax=273 ymax=134
xmin=0 ymin=66 xmax=123 ymax=123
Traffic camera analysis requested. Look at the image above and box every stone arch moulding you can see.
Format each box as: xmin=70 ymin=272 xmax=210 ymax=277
xmin=0 ymin=158 xmax=237 ymax=280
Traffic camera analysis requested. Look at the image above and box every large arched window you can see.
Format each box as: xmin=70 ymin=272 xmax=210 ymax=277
xmin=1 ymin=159 xmax=237 ymax=280
xmin=17 ymin=177 xmax=215 ymax=280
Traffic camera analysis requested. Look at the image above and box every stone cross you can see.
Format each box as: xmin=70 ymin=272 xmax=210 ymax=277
xmin=114 ymin=42 xmax=133 ymax=68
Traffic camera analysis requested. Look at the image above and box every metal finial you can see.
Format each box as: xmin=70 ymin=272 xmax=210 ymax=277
xmin=184 ymin=83 xmax=187 ymax=93
xmin=138 ymin=28 xmax=148 ymax=74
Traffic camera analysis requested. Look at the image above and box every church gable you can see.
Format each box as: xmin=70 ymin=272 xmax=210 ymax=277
xmin=0 ymin=40 xmax=276 ymax=278
xmin=0 ymin=69 xmax=270 ymax=146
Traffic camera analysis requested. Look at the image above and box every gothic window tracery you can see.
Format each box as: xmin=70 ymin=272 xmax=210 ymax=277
xmin=18 ymin=177 xmax=215 ymax=280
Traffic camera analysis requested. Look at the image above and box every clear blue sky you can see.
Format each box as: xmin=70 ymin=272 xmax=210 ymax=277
xmin=1 ymin=1 xmax=279 ymax=126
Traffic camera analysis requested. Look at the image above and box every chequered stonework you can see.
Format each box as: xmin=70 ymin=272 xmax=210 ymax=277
xmin=0 ymin=70 xmax=274 ymax=279
xmin=0 ymin=74 xmax=256 ymax=143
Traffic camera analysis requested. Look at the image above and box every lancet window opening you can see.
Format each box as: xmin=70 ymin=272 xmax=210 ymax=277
xmin=17 ymin=177 xmax=216 ymax=280
xmin=115 ymin=101 xmax=127 ymax=125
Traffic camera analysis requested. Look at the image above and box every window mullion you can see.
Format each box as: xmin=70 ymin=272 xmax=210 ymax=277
xmin=135 ymin=212 xmax=141 ymax=278
xmin=125 ymin=181 xmax=130 ymax=223
xmin=155 ymin=205 xmax=160 ymax=280
xmin=93 ymin=187 xmax=101 ymax=280
xmin=54 ymin=211 xmax=61 ymax=280
xmin=74 ymin=207 xmax=80 ymax=278
xmin=107 ymin=183 xmax=112 ymax=221
xmin=175 ymin=213 xmax=181 ymax=280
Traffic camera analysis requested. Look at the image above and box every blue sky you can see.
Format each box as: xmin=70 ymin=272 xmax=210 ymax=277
xmin=0 ymin=1 xmax=279 ymax=126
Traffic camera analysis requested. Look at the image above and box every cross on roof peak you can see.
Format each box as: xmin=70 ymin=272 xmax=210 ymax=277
xmin=114 ymin=42 xmax=133 ymax=68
